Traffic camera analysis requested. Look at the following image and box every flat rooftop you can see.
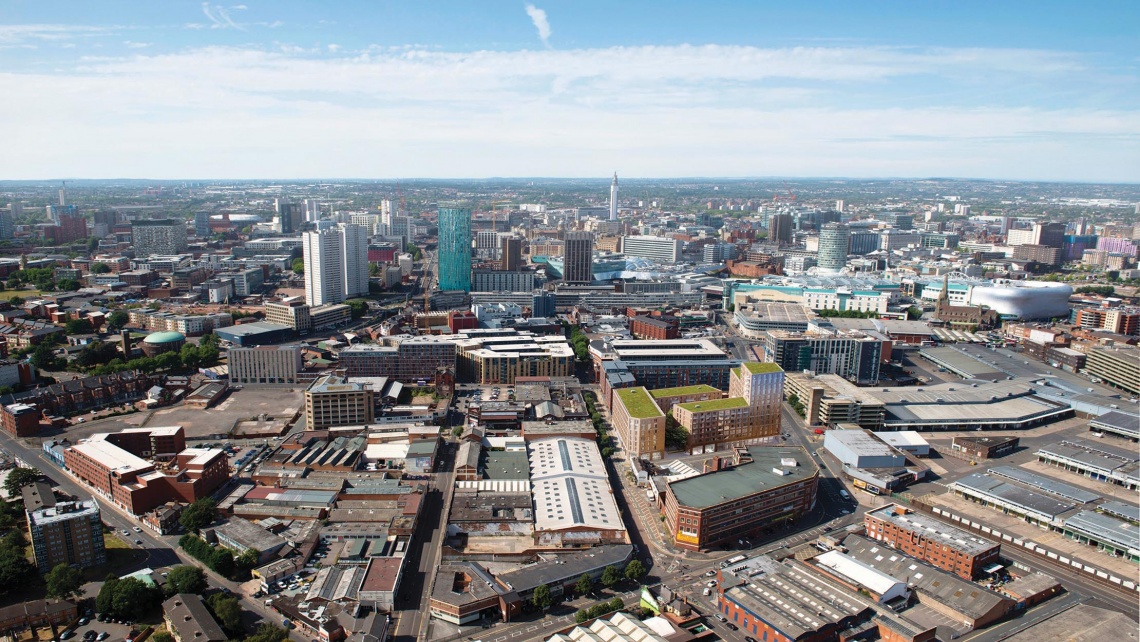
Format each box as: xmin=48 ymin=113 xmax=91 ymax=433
xmin=613 ymin=387 xmax=663 ymax=419
xmin=675 ymin=396 xmax=748 ymax=413
xmin=722 ymin=561 xmax=870 ymax=640
xmin=952 ymin=473 xmax=1075 ymax=520
xmin=28 ymin=499 xmax=99 ymax=527
xmin=1063 ymin=510 xmax=1140 ymax=552
xmin=865 ymin=505 xmax=997 ymax=555
xmin=669 ymin=447 xmax=817 ymax=509
xmin=988 ymin=466 xmax=1100 ymax=504
xmin=1000 ymin=604 xmax=1138 ymax=642
xmin=1090 ymin=410 xmax=1140 ymax=438
xmin=648 ymin=384 xmax=720 ymax=398
xmin=70 ymin=440 xmax=152 ymax=474
xmin=740 ymin=361 xmax=783 ymax=375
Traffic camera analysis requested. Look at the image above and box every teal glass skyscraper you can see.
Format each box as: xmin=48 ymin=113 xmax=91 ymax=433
xmin=438 ymin=207 xmax=472 ymax=292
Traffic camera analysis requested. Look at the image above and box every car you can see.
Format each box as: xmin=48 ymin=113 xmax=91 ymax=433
xmin=727 ymin=623 xmax=738 ymax=631
xmin=60 ymin=632 xmax=75 ymax=640
xmin=134 ymin=539 xmax=142 ymax=545
xmin=706 ymin=580 xmax=717 ymax=587
xmin=79 ymin=618 xmax=89 ymax=626
xmin=823 ymin=526 xmax=833 ymax=533
xmin=704 ymin=570 xmax=717 ymax=577
xmin=746 ymin=637 xmax=759 ymax=642
xmin=133 ymin=527 xmax=142 ymax=533
xmin=840 ymin=510 xmax=850 ymax=515
xmin=715 ymin=615 xmax=727 ymax=623
xmin=121 ymin=530 xmax=130 ymax=536
xmin=97 ymin=634 xmax=109 ymax=641
xmin=84 ymin=632 xmax=96 ymax=640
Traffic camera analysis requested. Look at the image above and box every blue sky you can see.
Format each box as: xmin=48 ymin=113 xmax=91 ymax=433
xmin=1 ymin=1 xmax=1137 ymax=181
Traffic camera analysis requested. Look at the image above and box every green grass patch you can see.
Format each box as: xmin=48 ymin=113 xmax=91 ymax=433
xmin=614 ymin=387 xmax=663 ymax=419
xmin=675 ymin=396 xmax=749 ymax=413
xmin=649 ymin=384 xmax=720 ymax=398
xmin=741 ymin=362 xmax=782 ymax=375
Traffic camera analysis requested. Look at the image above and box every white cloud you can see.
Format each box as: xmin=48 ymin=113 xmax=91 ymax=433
xmin=201 ymin=3 xmax=245 ymax=30
xmin=327 ymin=44 xmax=340 ymax=53
xmin=123 ymin=41 xmax=152 ymax=49
xmin=525 ymin=4 xmax=551 ymax=47
xmin=231 ymin=4 xmax=248 ymax=10
xmin=0 ymin=24 xmax=115 ymax=45
xmin=0 ymin=43 xmax=1134 ymax=180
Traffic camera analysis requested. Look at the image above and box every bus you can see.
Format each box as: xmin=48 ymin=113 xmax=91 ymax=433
xmin=721 ymin=554 xmax=748 ymax=568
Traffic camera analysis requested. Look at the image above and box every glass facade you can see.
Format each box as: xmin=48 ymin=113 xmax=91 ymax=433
xmin=438 ymin=207 xmax=472 ymax=292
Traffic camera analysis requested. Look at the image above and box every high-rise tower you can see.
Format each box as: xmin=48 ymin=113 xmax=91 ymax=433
xmin=609 ymin=172 xmax=619 ymax=221
xmin=339 ymin=223 xmax=369 ymax=299
xmin=563 ymin=231 xmax=595 ymax=284
xmin=438 ymin=207 xmax=472 ymax=292
xmin=817 ymin=223 xmax=850 ymax=274
xmin=303 ymin=228 xmax=344 ymax=306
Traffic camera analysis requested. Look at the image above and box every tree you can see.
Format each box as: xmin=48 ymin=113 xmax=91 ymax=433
xmin=624 ymin=560 xmax=646 ymax=582
xmin=56 ymin=279 xmax=81 ymax=292
xmin=906 ymin=306 xmax=924 ymax=321
xmin=75 ymin=341 xmax=120 ymax=369
xmin=30 ymin=343 xmax=62 ymax=372
xmin=165 ymin=565 xmax=208 ymax=596
xmin=291 ymin=258 xmax=304 ymax=275
xmin=3 ymin=467 xmax=41 ymax=497
xmin=531 ymin=583 xmax=554 ymax=610
xmin=96 ymin=575 xmax=120 ymax=614
xmin=236 ymin=548 xmax=260 ymax=569
xmin=245 ymin=624 xmax=290 ymax=642
xmin=107 ymin=309 xmax=130 ymax=331
xmin=151 ymin=633 xmax=173 ymax=642
xmin=45 ymin=563 xmax=85 ymax=600
xmin=179 ymin=498 xmax=217 ymax=533
xmin=575 ymin=573 xmax=593 ymax=596
xmin=211 ymin=548 xmax=235 ymax=578
xmin=0 ymin=547 xmax=33 ymax=590
xmin=601 ymin=565 xmax=620 ymax=588
xmin=111 ymin=576 xmax=160 ymax=620
xmin=87 ymin=237 xmax=100 ymax=252
xmin=346 ymin=299 xmax=369 ymax=320
xmin=65 ymin=318 xmax=95 ymax=334
xmin=90 ymin=263 xmax=111 ymax=274
xmin=207 ymin=593 xmax=243 ymax=633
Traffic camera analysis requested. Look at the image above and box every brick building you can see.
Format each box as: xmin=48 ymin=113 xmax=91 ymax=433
xmin=864 ymin=504 xmax=1000 ymax=580
xmin=663 ymin=448 xmax=818 ymax=551
xmin=629 ymin=315 xmax=679 ymax=340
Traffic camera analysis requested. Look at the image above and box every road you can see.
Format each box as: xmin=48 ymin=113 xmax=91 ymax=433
xmin=391 ymin=438 xmax=457 ymax=642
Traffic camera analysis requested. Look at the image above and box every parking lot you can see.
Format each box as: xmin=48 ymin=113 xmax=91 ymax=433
xmin=62 ymin=613 xmax=139 ymax=642
xmin=898 ymin=602 xmax=971 ymax=639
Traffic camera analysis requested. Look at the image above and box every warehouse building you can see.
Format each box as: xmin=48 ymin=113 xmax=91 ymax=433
xmin=1061 ymin=510 xmax=1140 ymax=562
xmin=950 ymin=473 xmax=1076 ymax=527
xmin=214 ymin=321 xmax=294 ymax=347
xmin=1035 ymin=438 xmax=1140 ymax=492
xmin=950 ymin=435 xmax=1019 ymax=460
xmin=876 ymin=380 xmax=1072 ymax=431
xmin=528 ymin=436 xmax=627 ymax=546
xmin=864 ymin=504 xmax=1000 ymax=580
xmin=1089 ymin=410 xmax=1140 ymax=442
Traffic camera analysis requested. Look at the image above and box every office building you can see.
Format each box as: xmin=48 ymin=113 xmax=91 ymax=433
xmin=64 ymin=437 xmax=229 ymax=515
xmin=438 ymin=207 xmax=473 ymax=292
xmin=1012 ymin=244 xmax=1062 ymax=266
xmin=471 ymin=270 xmax=534 ymax=293
xmin=764 ymin=329 xmax=883 ymax=384
xmin=0 ymin=209 xmax=13 ymax=240
xmin=305 ymin=375 xmax=374 ymax=429
xmin=131 ymin=219 xmax=188 ymax=257
xmin=848 ymin=230 xmax=881 ymax=255
xmin=501 ymin=236 xmax=523 ymax=271
xmin=265 ymin=297 xmax=311 ymax=332
xmin=864 ymin=504 xmax=1000 ymax=580
xmin=702 ymin=242 xmax=736 ymax=262
xmin=27 ymin=498 xmax=107 ymax=572
xmin=562 ymin=231 xmax=594 ymax=284
xmin=303 ymin=228 xmax=344 ymax=306
xmin=663 ymin=448 xmax=818 ymax=551
xmin=883 ymin=212 xmax=913 ymax=229
xmin=451 ymin=329 xmax=575 ymax=384
xmin=339 ymin=336 xmax=457 ymax=382
xmin=611 ymin=387 xmax=666 ymax=461
xmin=768 ymin=213 xmax=794 ymax=245
xmin=1084 ymin=345 xmax=1140 ymax=395
xmin=817 ymin=223 xmax=850 ymax=274
xmin=228 ymin=345 xmax=304 ymax=386
xmin=275 ymin=199 xmax=303 ymax=235
xmin=310 ymin=303 xmax=351 ymax=330
xmin=194 ymin=211 xmax=211 ymax=237
xmin=622 ymin=235 xmax=683 ymax=264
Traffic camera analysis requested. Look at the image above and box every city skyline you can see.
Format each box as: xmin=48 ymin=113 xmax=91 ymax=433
xmin=1 ymin=1 xmax=1137 ymax=182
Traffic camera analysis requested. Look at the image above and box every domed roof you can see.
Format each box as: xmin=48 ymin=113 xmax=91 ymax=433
xmin=143 ymin=331 xmax=186 ymax=344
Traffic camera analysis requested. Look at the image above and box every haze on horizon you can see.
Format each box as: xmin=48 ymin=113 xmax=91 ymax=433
xmin=1 ymin=1 xmax=1137 ymax=183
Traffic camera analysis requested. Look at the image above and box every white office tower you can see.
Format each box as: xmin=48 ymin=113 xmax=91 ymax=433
xmin=304 ymin=199 xmax=322 ymax=222
xmin=609 ymin=172 xmax=619 ymax=221
xmin=303 ymin=229 xmax=344 ymax=306
xmin=380 ymin=200 xmax=394 ymax=226
xmin=339 ymin=223 xmax=369 ymax=299
xmin=835 ymin=200 xmax=845 ymax=212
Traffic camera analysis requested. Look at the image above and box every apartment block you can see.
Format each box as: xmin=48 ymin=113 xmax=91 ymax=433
xmin=228 ymin=344 xmax=304 ymax=386
xmin=728 ymin=362 xmax=784 ymax=439
xmin=611 ymin=387 xmax=666 ymax=461
xmin=672 ymin=397 xmax=755 ymax=454
xmin=648 ymin=384 xmax=722 ymax=414
xmin=864 ymin=504 xmax=1000 ymax=580
xmin=305 ymin=375 xmax=374 ymax=429
xmin=338 ymin=336 xmax=457 ymax=382
xmin=27 ymin=498 xmax=107 ymax=572
xmin=451 ymin=330 xmax=574 ymax=384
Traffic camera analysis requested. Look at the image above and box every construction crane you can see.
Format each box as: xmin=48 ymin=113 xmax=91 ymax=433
xmin=773 ymin=181 xmax=797 ymax=203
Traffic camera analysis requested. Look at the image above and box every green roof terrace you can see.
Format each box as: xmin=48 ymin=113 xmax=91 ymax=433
xmin=614 ymin=387 xmax=664 ymax=419
xmin=649 ymin=384 xmax=721 ymax=399
xmin=675 ymin=397 xmax=749 ymax=413
xmin=739 ymin=362 xmax=784 ymax=375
